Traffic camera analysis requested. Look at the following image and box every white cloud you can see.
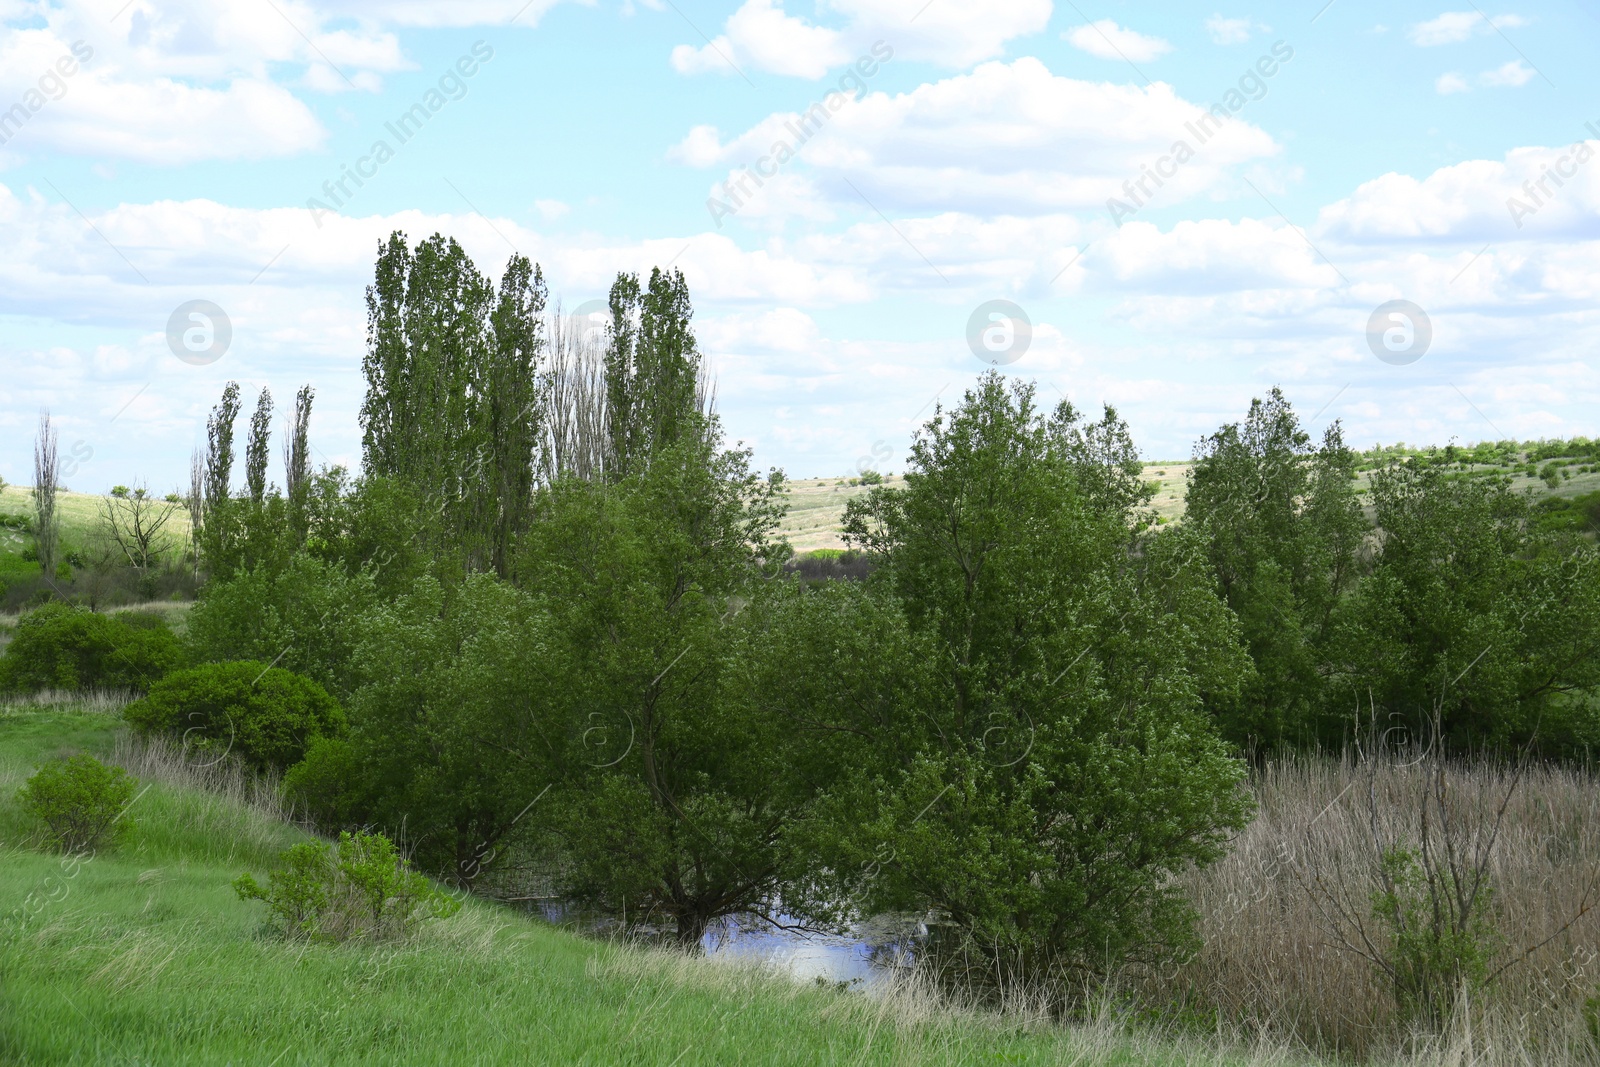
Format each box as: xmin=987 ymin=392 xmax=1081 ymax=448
xmin=1479 ymin=59 xmax=1534 ymax=87
xmin=1065 ymin=19 xmax=1173 ymax=63
xmin=671 ymin=0 xmax=1050 ymax=78
xmin=535 ymin=199 xmax=570 ymax=221
xmin=670 ymin=0 xmax=846 ymax=78
xmin=1204 ymin=14 xmax=1256 ymax=45
xmin=674 ymin=58 xmax=1279 ymax=220
xmin=1408 ymin=10 xmax=1530 ymax=46
xmin=1435 ymin=71 xmax=1470 ymax=94
xmin=1316 ymin=143 xmax=1600 ymax=243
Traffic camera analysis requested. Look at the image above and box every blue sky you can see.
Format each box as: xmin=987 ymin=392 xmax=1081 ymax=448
xmin=1 ymin=0 xmax=1597 ymax=491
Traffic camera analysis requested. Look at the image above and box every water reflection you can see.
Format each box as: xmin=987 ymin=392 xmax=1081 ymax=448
xmin=532 ymin=902 xmax=925 ymax=994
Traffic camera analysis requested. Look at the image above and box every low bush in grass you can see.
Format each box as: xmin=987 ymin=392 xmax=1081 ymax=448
xmin=234 ymin=830 xmax=460 ymax=942
xmin=0 ymin=602 xmax=185 ymax=693
xmin=17 ymin=753 xmax=138 ymax=853
xmin=123 ymin=661 xmax=345 ymax=773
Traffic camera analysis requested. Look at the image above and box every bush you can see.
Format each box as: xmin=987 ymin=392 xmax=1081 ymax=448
xmin=0 ymin=603 xmax=185 ymax=693
xmin=282 ymin=736 xmax=366 ymax=828
xmin=124 ymin=661 xmax=346 ymax=772
xmin=17 ymin=754 xmax=138 ymax=854
xmin=233 ymin=830 xmax=460 ymax=942
xmin=184 ymin=553 xmax=376 ymax=702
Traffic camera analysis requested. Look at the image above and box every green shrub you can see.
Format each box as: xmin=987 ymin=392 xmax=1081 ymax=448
xmin=0 ymin=603 xmax=185 ymax=693
xmin=17 ymin=754 xmax=138 ymax=854
xmin=234 ymin=830 xmax=460 ymax=942
xmin=282 ymin=736 xmax=366 ymax=828
xmin=183 ymin=553 xmax=377 ymax=703
xmin=124 ymin=661 xmax=346 ymax=772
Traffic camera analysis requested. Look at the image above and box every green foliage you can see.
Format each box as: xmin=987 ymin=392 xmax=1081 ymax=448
xmin=1340 ymin=465 xmax=1600 ymax=753
xmin=603 ymin=266 xmax=708 ymax=479
xmin=814 ymin=373 xmax=1253 ymax=981
xmin=513 ymin=427 xmax=791 ymax=942
xmin=281 ymin=736 xmax=363 ymax=829
xmin=341 ymin=574 xmax=563 ymax=885
xmin=0 ymin=602 xmax=185 ymax=693
xmin=124 ymin=661 xmax=346 ymax=772
xmin=1371 ymin=846 xmax=1497 ymax=1028
xmin=1183 ymin=389 xmax=1367 ymax=750
xmin=360 ymin=232 xmax=545 ymax=578
xmin=233 ymin=830 xmax=460 ymax=941
xmin=17 ymin=753 xmax=137 ymax=853
xmin=183 ymin=551 xmax=377 ymax=702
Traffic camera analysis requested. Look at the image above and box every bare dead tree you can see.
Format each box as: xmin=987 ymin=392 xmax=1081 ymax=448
xmin=540 ymin=299 xmax=610 ymax=484
xmin=100 ymin=482 xmax=179 ymax=572
xmin=31 ymin=409 xmax=60 ymax=578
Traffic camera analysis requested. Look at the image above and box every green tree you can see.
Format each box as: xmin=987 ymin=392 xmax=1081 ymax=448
xmin=201 ymin=382 xmax=243 ymax=575
xmin=803 ymin=373 xmax=1252 ymax=984
xmin=1184 ymin=389 xmax=1366 ymax=749
xmin=359 ymin=232 xmax=545 ymax=578
xmin=603 ymin=268 xmax=712 ymax=479
xmin=342 ymin=573 xmax=566 ymax=886
xmin=517 ymin=424 xmax=789 ymax=944
xmin=1340 ymin=463 xmax=1600 ymax=752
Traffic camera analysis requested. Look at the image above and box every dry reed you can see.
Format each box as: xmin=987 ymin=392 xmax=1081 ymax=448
xmin=1147 ymin=750 xmax=1600 ymax=1063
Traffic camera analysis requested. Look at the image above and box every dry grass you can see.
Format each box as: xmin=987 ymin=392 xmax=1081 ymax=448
xmin=1149 ymin=751 xmax=1600 ymax=1064
xmin=0 ymin=687 xmax=137 ymax=714
xmin=108 ymin=730 xmax=292 ymax=825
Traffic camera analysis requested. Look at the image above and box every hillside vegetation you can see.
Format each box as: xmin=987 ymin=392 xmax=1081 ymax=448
xmin=0 ymin=699 xmax=1264 ymax=1067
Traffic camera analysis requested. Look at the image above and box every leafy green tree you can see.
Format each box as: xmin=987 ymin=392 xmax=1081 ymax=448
xmin=517 ymin=425 xmax=789 ymax=943
xmin=0 ymin=603 xmax=184 ymax=693
xmin=1340 ymin=464 xmax=1600 ymax=752
xmin=603 ymin=267 xmax=712 ymax=479
xmin=245 ymin=387 xmax=273 ymax=504
xmin=125 ymin=661 xmax=346 ymax=772
xmin=802 ymin=373 xmax=1252 ymax=984
xmin=201 ymin=382 xmax=242 ymax=573
xmin=359 ymin=232 xmax=545 ymax=578
xmin=342 ymin=573 xmax=567 ymax=886
xmin=1184 ymin=389 xmax=1366 ymax=749
xmin=18 ymin=754 xmax=137 ymax=854
xmin=183 ymin=552 xmax=378 ymax=703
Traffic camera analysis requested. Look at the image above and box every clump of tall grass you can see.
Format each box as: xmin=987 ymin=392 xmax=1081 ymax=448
xmin=0 ymin=687 xmax=135 ymax=714
xmin=109 ymin=730 xmax=290 ymax=824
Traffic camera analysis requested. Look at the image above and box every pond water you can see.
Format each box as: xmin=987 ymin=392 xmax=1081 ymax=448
xmin=532 ymin=902 xmax=926 ymax=993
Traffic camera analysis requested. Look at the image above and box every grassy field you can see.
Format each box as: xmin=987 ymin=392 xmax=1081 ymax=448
xmin=0 ymin=699 xmax=1296 ymax=1067
xmin=779 ymin=448 xmax=1600 ymax=550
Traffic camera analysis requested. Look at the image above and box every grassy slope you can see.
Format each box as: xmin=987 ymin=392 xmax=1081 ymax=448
xmin=0 ymin=483 xmax=193 ymax=586
xmin=0 ymin=704 xmax=1265 ymax=1067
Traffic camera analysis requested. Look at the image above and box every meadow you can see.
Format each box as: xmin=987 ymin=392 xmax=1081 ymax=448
xmin=1 ymin=696 xmax=1296 ymax=1067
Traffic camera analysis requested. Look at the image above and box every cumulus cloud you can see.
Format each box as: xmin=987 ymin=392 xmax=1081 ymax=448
xmin=10 ymin=134 xmax=1600 ymax=482
xmin=670 ymin=0 xmax=1049 ymax=78
xmin=1479 ymin=59 xmax=1534 ymax=87
xmin=674 ymin=58 xmax=1280 ymax=221
xmin=1436 ymin=72 xmax=1470 ymax=94
xmin=1065 ymin=19 xmax=1173 ymax=63
xmin=1408 ymin=10 xmax=1530 ymax=46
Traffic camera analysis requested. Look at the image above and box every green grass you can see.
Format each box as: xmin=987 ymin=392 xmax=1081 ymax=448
xmin=0 ymin=483 xmax=193 ymax=581
xmin=0 ymin=702 xmax=1284 ymax=1066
